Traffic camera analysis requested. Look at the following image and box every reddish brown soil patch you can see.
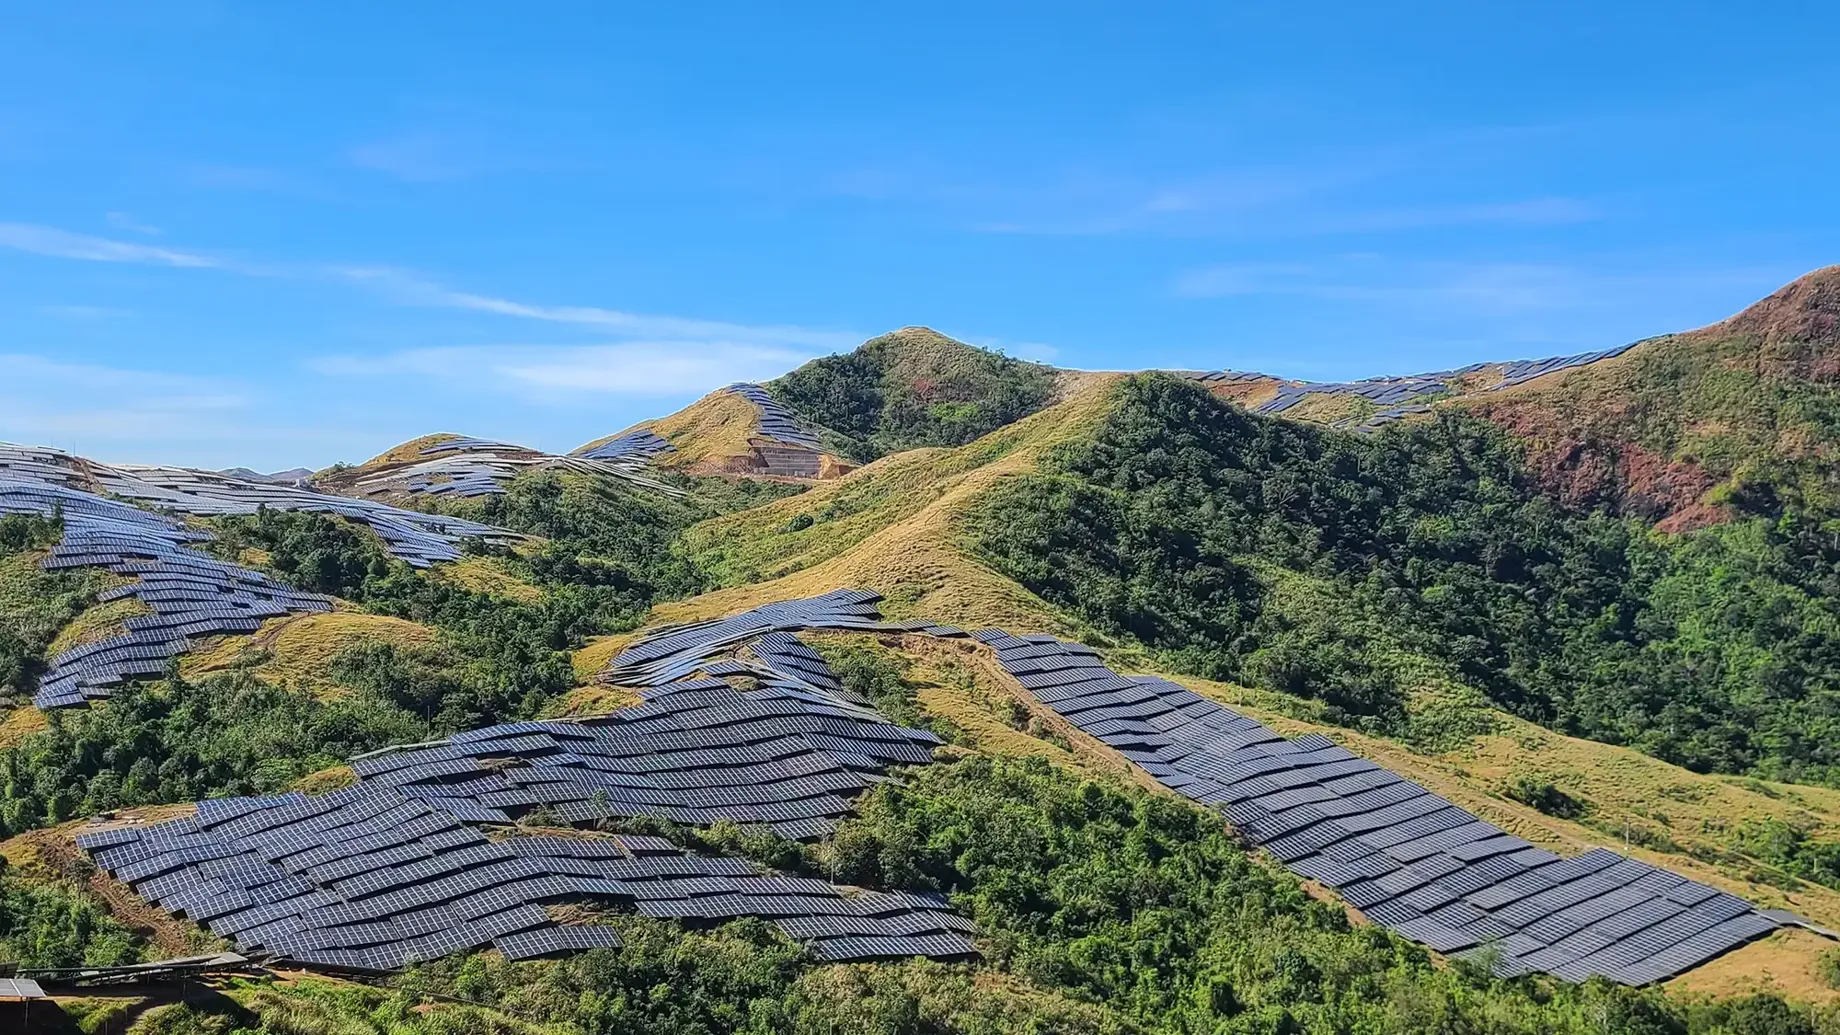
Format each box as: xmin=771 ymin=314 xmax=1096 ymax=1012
xmin=1480 ymin=400 xmax=1725 ymax=529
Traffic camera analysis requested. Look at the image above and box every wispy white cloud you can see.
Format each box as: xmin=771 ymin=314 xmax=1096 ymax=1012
xmin=0 ymin=355 xmax=370 ymax=461
xmin=0 ymin=354 xmax=249 ymax=411
xmin=1303 ymin=197 xmax=1601 ymax=234
xmin=0 ymin=222 xmax=859 ymax=354
xmin=1171 ymin=262 xmax=1320 ymax=298
xmin=0 ymin=222 xmax=227 ymax=268
xmin=332 ymin=266 xmax=861 ymax=351
xmin=313 ymin=341 xmax=820 ymax=398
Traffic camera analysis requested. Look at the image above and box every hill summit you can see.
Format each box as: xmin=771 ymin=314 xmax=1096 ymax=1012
xmin=767 ymin=327 xmax=1063 ymax=462
xmin=1465 ymin=265 xmax=1840 ymax=528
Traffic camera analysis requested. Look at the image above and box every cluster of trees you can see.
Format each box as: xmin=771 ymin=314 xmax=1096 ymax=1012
xmin=0 ymin=671 xmax=424 ymax=836
xmin=973 ymin=374 xmax=1840 ymax=785
xmin=0 ymin=871 xmax=140 ymax=969
xmin=770 ymin=331 xmax=1059 ymax=462
xmin=0 ymin=512 xmax=110 ymax=701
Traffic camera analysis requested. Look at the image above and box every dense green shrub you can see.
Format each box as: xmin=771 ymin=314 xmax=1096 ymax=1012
xmin=0 ymin=873 xmax=141 ymax=968
xmin=0 ymin=672 xmax=423 ymax=837
xmin=1504 ymin=776 xmax=1590 ymax=819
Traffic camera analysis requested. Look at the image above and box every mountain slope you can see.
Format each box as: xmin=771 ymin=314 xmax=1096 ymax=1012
xmin=1462 ymin=265 xmax=1840 ymax=529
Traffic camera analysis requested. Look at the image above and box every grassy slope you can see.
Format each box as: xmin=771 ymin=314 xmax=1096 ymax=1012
xmin=657 ymin=373 xmax=1122 ymax=632
xmin=577 ymin=386 xmax=855 ymax=477
xmin=431 ymin=554 xmax=545 ymax=603
xmin=578 ymin=387 xmax=765 ymax=470
xmin=336 ymin=433 xmax=466 ymax=473
xmin=44 ymin=595 xmax=152 ymax=657
xmin=184 ymin=612 xmax=438 ymax=698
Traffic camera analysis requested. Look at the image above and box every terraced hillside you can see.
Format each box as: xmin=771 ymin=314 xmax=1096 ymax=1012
xmin=574 ymin=382 xmax=855 ymax=480
xmin=9 ymin=274 xmax=1840 ymax=1032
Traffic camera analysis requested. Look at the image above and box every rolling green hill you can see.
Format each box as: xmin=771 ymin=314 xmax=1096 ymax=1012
xmin=767 ymin=326 xmax=1064 ymax=463
xmin=11 ymin=275 xmax=1840 ymax=1030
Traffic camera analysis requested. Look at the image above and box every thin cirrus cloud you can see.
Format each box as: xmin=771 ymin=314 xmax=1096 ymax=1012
xmin=0 ymin=219 xmax=861 ymax=357
xmin=1172 ymin=257 xmax=1800 ymax=321
xmin=312 ymin=341 xmax=821 ymax=398
xmin=0 ymin=222 xmax=229 ymax=269
xmin=1170 ymin=259 xmax=1641 ymax=314
xmin=332 ymin=266 xmax=862 ymax=351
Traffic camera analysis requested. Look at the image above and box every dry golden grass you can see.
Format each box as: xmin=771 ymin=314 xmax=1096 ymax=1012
xmin=0 ymin=705 xmax=46 ymax=748
xmin=843 ymin=632 xmax=1097 ymax=772
xmin=290 ymin=765 xmax=358 ymax=795
xmin=45 ymin=596 xmax=152 ymax=657
xmin=352 ymin=433 xmax=466 ymax=469
xmin=435 ymin=555 xmax=544 ymax=603
xmin=184 ymin=612 xmax=437 ymax=697
xmin=587 ymin=389 xmax=764 ymax=470
xmin=1664 ymin=928 xmax=1840 ymax=1004
xmin=542 ymin=685 xmax=642 ymax=717
xmin=572 ymin=631 xmax=641 ymax=682
xmin=579 ymin=385 xmax=856 ymax=477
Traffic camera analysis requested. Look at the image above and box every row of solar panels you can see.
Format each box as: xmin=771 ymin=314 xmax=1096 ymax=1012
xmin=1186 ymin=341 xmax=1640 ymax=420
xmin=581 ymin=591 xmax=1797 ymax=986
xmin=572 ymin=429 xmax=676 ymax=463
xmin=79 ymin=781 xmax=972 ymax=974
xmin=963 ymin=630 xmax=1785 ymax=986
xmin=722 ymin=383 xmax=826 ymax=451
xmin=351 ymin=437 xmax=682 ymax=501
xmin=345 ymin=630 xmax=945 ymax=841
xmin=0 ymin=477 xmax=334 ymax=708
xmin=72 ymin=583 xmax=1800 ymax=983
xmin=0 ymin=442 xmax=517 ymax=566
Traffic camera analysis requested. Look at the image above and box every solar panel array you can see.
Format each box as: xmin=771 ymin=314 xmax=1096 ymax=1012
xmin=0 ymin=476 xmax=333 ymax=709
xmin=355 ymin=647 xmax=944 ymax=842
xmin=346 ymin=436 xmax=682 ymax=501
xmin=723 ymin=384 xmax=824 ymax=450
xmin=1187 ymin=342 xmax=1640 ymax=427
xmin=583 ymin=588 xmax=1791 ymax=985
xmin=967 ymin=631 xmax=1782 ymax=986
xmin=78 ymin=782 xmax=972 ymax=973
xmin=601 ymin=588 xmax=954 ymax=687
xmin=0 ymin=441 xmax=518 ymax=566
xmin=571 ymin=429 xmax=677 ymax=464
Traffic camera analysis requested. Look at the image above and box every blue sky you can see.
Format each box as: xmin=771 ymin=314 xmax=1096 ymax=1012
xmin=2 ymin=2 xmax=1836 ymax=470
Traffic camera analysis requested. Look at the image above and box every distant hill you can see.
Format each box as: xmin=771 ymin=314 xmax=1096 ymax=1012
xmin=217 ymin=466 xmax=314 ymax=484
xmin=766 ymin=327 xmax=1063 ymax=463
xmin=574 ymin=383 xmax=855 ymax=480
